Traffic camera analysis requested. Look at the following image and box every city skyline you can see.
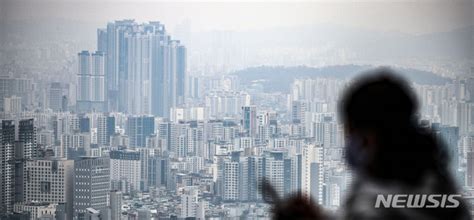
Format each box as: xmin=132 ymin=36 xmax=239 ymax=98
xmin=1 ymin=1 xmax=473 ymax=79
xmin=0 ymin=1 xmax=473 ymax=219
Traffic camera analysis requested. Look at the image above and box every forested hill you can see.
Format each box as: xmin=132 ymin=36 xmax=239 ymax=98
xmin=232 ymin=65 xmax=451 ymax=92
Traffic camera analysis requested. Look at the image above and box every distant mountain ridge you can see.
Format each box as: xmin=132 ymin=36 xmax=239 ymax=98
xmin=233 ymin=65 xmax=451 ymax=92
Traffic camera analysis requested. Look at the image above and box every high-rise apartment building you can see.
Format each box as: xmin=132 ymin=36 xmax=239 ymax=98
xmin=242 ymin=106 xmax=257 ymax=138
xmin=99 ymin=20 xmax=186 ymax=117
xmin=457 ymin=102 xmax=472 ymax=136
xmin=223 ymin=160 xmax=240 ymax=201
xmin=1 ymin=119 xmax=38 ymax=214
xmin=77 ymin=51 xmax=91 ymax=112
xmin=223 ymin=152 xmax=242 ymax=202
xmin=180 ymin=186 xmax=198 ymax=219
xmin=240 ymin=156 xmax=264 ymax=202
xmin=313 ymin=116 xmax=338 ymax=148
xmin=291 ymin=100 xmax=307 ymax=124
xmin=0 ymin=120 xmax=15 ymax=213
xmin=148 ymin=155 xmax=170 ymax=188
xmin=96 ymin=115 xmax=108 ymax=146
xmin=301 ymin=145 xmax=324 ymax=204
xmin=263 ymin=151 xmax=286 ymax=198
xmin=97 ymin=29 xmax=107 ymax=53
xmin=77 ymin=51 xmax=106 ymax=113
xmin=19 ymin=119 xmax=37 ymax=159
xmin=110 ymin=150 xmax=141 ymax=192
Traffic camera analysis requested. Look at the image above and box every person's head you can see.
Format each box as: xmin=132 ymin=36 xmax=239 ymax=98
xmin=340 ymin=69 xmax=417 ymax=134
xmin=339 ymin=68 xmax=448 ymax=184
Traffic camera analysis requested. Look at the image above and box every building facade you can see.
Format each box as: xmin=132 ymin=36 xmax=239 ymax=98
xmin=74 ymin=157 xmax=110 ymax=219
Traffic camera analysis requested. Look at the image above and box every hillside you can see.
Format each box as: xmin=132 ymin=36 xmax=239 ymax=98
xmin=232 ymin=65 xmax=451 ymax=92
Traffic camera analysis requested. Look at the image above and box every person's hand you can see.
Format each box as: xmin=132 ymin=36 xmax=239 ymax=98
xmin=261 ymin=179 xmax=324 ymax=220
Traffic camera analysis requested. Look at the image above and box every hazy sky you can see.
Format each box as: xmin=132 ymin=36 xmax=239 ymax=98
xmin=1 ymin=0 xmax=473 ymax=34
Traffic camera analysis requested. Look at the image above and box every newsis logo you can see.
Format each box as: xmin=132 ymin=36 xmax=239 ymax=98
xmin=375 ymin=194 xmax=462 ymax=208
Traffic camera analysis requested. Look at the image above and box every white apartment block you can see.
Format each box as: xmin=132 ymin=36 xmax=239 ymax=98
xmin=109 ymin=150 xmax=141 ymax=191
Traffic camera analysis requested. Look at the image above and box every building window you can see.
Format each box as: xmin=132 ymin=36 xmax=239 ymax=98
xmin=40 ymin=181 xmax=51 ymax=193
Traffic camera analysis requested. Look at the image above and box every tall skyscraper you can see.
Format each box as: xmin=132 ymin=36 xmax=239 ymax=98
xmin=91 ymin=51 xmax=106 ymax=110
xmin=97 ymin=28 xmax=107 ymax=52
xmin=77 ymin=51 xmax=91 ymax=112
xmin=77 ymin=51 xmax=106 ymax=113
xmin=125 ymin=30 xmax=153 ymax=115
xmin=175 ymin=43 xmax=187 ymax=108
xmin=105 ymin=20 xmax=135 ymax=112
xmin=98 ymin=20 xmax=186 ymax=117
xmin=74 ymin=157 xmax=110 ymax=220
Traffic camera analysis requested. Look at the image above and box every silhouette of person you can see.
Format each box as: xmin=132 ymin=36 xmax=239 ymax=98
xmin=265 ymin=68 xmax=471 ymax=220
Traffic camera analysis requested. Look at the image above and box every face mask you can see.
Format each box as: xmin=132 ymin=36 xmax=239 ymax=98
xmin=345 ymin=134 xmax=367 ymax=170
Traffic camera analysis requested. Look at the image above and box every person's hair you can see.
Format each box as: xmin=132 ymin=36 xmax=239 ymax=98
xmin=339 ymin=68 xmax=451 ymax=185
